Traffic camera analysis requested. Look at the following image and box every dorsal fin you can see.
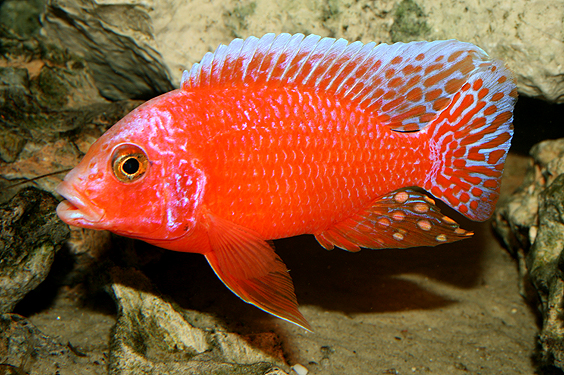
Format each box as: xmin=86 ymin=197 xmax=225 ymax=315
xmin=181 ymin=33 xmax=492 ymax=132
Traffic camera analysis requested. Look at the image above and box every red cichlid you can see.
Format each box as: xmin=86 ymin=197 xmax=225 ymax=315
xmin=56 ymin=33 xmax=517 ymax=330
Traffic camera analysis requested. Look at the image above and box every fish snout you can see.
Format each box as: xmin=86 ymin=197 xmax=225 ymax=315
xmin=56 ymin=180 xmax=105 ymax=225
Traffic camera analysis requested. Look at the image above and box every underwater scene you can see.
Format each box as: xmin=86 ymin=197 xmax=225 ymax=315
xmin=1 ymin=0 xmax=564 ymax=374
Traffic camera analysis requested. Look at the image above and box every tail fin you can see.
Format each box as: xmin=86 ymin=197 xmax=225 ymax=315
xmin=423 ymin=59 xmax=517 ymax=221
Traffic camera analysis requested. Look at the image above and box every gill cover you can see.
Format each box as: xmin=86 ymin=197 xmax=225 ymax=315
xmin=161 ymin=158 xmax=207 ymax=237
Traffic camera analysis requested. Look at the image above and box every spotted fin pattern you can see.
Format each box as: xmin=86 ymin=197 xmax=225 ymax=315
xmin=423 ymin=56 xmax=517 ymax=221
xmin=181 ymin=33 xmax=493 ymax=132
xmin=315 ymin=188 xmax=473 ymax=252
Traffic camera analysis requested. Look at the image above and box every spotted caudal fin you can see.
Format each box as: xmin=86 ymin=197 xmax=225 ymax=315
xmin=422 ymin=56 xmax=517 ymax=221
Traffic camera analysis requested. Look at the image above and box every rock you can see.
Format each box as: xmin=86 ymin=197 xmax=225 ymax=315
xmin=0 ymin=27 xmax=131 ymax=144
xmin=42 ymin=0 xmax=564 ymax=103
xmin=530 ymin=174 xmax=564 ymax=369
xmin=493 ymin=138 xmax=564 ymax=370
xmin=0 ymin=128 xmax=26 ymax=164
xmin=1 ymin=139 xmax=83 ymax=203
xmin=424 ymin=0 xmax=564 ymax=103
xmin=0 ymin=313 xmax=104 ymax=375
xmin=107 ymin=267 xmax=286 ymax=375
xmin=41 ymin=0 xmax=174 ymax=101
xmin=0 ymin=187 xmax=69 ymax=314
xmin=0 ymin=35 xmax=110 ymax=142
xmin=0 ymin=6 xmax=143 ymax=202
xmin=0 ymin=0 xmax=44 ymax=39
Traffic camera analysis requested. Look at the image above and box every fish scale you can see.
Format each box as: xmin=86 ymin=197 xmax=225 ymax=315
xmin=199 ymin=87 xmax=427 ymax=240
xmin=56 ymin=34 xmax=517 ymax=330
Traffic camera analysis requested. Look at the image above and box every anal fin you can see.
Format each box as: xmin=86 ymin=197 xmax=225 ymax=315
xmin=315 ymin=188 xmax=473 ymax=252
xmin=204 ymin=214 xmax=311 ymax=331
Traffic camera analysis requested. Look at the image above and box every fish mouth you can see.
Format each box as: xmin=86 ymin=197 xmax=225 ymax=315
xmin=56 ymin=181 xmax=105 ymax=225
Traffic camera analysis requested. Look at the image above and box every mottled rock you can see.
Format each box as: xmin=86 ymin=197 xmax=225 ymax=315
xmin=0 ymin=129 xmax=26 ymax=164
xmin=0 ymin=139 xmax=82 ymax=203
xmin=390 ymin=0 xmax=431 ymax=43
xmin=0 ymin=36 xmax=110 ymax=143
xmin=0 ymin=0 xmax=44 ymax=39
xmin=531 ymin=174 xmax=564 ymax=369
xmin=0 ymin=187 xmax=69 ymax=314
xmin=42 ymin=0 xmax=174 ymax=101
xmin=42 ymin=0 xmax=564 ymax=103
xmin=0 ymin=7 xmax=143 ymax=202
xmin=494 ymin=138 xmax=564 ymax=370
xmin=0 ymin=314 xmax=70 ymax=373
xmin=107 ymin=267 xmax=286 ymax=375
xmin=0 ymin=313 xmax=105 ymax=375
xmin=424 ymin=0 xmax=564 ymax=103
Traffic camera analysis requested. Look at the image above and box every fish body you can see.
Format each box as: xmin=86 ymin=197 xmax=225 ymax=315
xmin=56 ymin=34 xmax=517 ymax=330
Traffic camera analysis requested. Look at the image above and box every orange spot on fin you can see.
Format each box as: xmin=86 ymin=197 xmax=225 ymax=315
xmin=314 ymin=188 xmax=472 ymax=251
xmin=205 ymin=214 xmax=311 ymax=331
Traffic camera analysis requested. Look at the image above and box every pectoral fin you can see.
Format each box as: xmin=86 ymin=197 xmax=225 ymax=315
xmin=204 ymin=214 xmax=311 ymax=331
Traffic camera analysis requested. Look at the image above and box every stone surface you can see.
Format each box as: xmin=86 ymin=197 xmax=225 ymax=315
xmin=0 ymin=0 xmax=44 ymax=39
xmin=42 ymin=0 xmax=564 ymax=103
xmin=0 ymin=313 xmax=106 ymax=375
xmin=107 ymin=267 xmax=286 ymax=374
xmin=533 ymin=174 xmax=564 ymax=369
xmin=42 ymin=0 xmax=174 ymax=101
xmin=0 ymin=3 xmax=142 ymax=202
xmin=0 ymin=31 xmax=109 ymax=143
xmin=0 ymin=187 xmax=69 ymax=314
xmin=494 ymin=138 xmax=564 ymax=370
xmin=424 ymin=0 xmax=564 ymax=103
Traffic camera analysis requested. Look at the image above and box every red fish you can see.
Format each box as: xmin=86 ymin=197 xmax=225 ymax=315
xmin=56 ymin=33 xmax=517 ymax=330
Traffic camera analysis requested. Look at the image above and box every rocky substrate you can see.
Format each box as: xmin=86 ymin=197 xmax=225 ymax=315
xmin=494 ymin=138 xmax=564 ymax=371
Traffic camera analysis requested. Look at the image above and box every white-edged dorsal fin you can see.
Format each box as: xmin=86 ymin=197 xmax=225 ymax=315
xmin=181 ymin=33 xmax=494 ymax=132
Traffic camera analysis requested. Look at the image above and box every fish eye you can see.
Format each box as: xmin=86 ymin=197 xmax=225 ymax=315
xmin=111 ymin=144 xmax=149 ymax=183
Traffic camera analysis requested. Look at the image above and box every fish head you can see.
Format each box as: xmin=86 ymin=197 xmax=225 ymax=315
xmin=56 ymin=90 xmax=206 ymax=241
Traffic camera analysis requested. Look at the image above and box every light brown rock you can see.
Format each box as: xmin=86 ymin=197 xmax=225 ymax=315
xmin=43 ymin=0 xmax=564 ymax=102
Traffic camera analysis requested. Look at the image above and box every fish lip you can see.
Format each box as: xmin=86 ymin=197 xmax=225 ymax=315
xmin=56 ymin=181 xmax=105 ymax=224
